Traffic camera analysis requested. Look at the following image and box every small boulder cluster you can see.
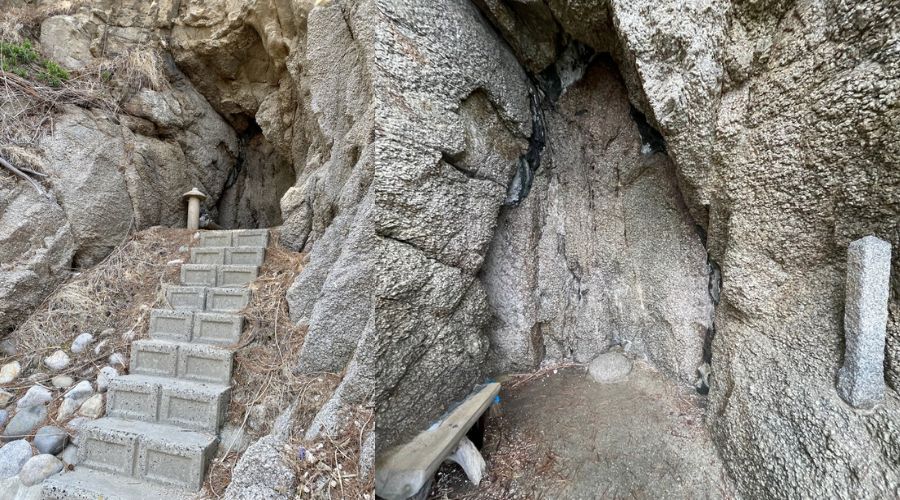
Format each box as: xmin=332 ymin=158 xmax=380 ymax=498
xmin=0 ymin=330 xmax=125 ymax=494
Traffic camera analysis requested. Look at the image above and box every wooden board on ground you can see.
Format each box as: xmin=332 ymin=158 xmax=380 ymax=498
xmin=375 ymin=382 xmax=501 ymax=500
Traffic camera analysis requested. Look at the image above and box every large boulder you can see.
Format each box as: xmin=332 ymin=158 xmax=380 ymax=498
xmin=0 ymin=181 xmax=75 ymax=336
xmin=38 ymin=106 xmax=134 ymax=267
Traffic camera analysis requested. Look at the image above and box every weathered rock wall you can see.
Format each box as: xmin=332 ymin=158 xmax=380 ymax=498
xmin=482 ymin=60 xmax=713 ymax=384
xmin=371 ymin=0 xmax=533 ymax=450
xmin=475 ymin=0 xmax=900 ymax=497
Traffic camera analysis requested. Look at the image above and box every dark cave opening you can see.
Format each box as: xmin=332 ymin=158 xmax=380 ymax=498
xmin=213 ymin=116 xmax=295 ymax=230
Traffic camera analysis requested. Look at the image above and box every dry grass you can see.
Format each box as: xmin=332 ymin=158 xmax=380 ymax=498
xmin=286 ymin=403 xmax=374 ymax=499
xmin=2 ymin=227 xmax=191 ymax=438
xmin=9 ymin=227 xmax=191 ymax=365
xmin=203 ymin=232 xmax=372 ymax=498
xmin=0 ymin=2 xmax=169 ymax=146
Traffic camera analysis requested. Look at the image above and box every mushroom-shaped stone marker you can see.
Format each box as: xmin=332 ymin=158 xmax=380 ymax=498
xmin=183 ymin=187 xmax=207 ymax=231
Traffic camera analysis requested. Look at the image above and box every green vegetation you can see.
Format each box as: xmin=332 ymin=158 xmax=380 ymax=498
xmin=0 ymin=40 xmax=38 ymax=65
xmin=38 ymin=59 xmax=69 ymax=87
xmin=0 ymin=40 xmax=69 ymax=87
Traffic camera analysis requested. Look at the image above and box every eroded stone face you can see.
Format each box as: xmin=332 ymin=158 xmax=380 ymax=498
xmin=371 ymin=0 xmax=532 ymax=451
xmin=482 ymin=62 xmax=712 ymax=383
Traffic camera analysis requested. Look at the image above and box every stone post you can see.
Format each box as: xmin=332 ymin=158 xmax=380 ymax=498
xmin=182 ymin=187 xmax=207 ymax=231
xmin=837 ymin=235 xmax=892 ymax=409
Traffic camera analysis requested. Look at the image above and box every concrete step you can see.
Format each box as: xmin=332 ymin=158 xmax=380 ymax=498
xmin=43 ymin=467 xmax=189 ymax=499
xmin=217 ymin=265 xmax=259 ymax=287
xmin=192 ymin=311 xmax=243 ymax=345
xmin=149 ymin=309 xmax=194 ymax=341
xmin=205 ymin=287 xmax=251 ymax=313
xmin=191 ymin=246 xmax=266 ymax=266
xmin=131 ymin=339 xmax=233 ymax=385
xmin=180 ymin=264 xmax=258 ymax=287
xmin=107 ymin=374 xmax=230 ymax=433
xmin=198 ymin=229 xmax=268 ymax=248
xmin=191 ymin=247 xmax=226 ymax=265
xmin=149 ymin=309 xmax=243 ymax=345
xmin=165 ymin=286 xmax=207 ymax=311
xmin=74 ymin=417 xmax=217 ymax=491
xmin=180 ymin=264 xmax=218 ymax=286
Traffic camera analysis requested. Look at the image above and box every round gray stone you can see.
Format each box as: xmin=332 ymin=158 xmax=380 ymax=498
xmin=50 ymin=375 xmax=74 ymax=389
xmin=2 ymin=405 xmax=47 ymax=442
xmin=59 ymin=444 xmax=78 ymax=466
xmin=588 ymin=352 xmax=633 ymax=384
xmin=19 ymin=454 xmax=63 ymax=486
xmin=64 ymin=380 xmax=93 ymax=403
xmin=0 ymin=439 xmax=33 ymax=479
xmin=33 ymin=426 xmax=67 ymax=455
xmin=43 ymin=350 xmax=70 ymax=371
xmin=16 ymin=386 xmax=51 ymax=409
xmin=71 ymin=333 xmax=94 ymax=354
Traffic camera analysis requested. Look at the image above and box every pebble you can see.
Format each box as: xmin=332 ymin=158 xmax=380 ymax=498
xmin=56 ymin=398 xmax=80 ymax=421
xmin=588 ymin=352 xmax=633 ymax=384
xmin=64 ymin=381 xmax=93 ymax=403
xmin=0 ymin=339 xmax=16 ymax=356
xmin=93 ymin=339 xmax=109 ymax=355
xmin=108 ymin=352 xmax=127 ymax=368
xmin=0 ymin=439 xmax=33 ymax=479
xmin=70 ymin=333 xmax=94 ymax=354
xmin=44 ymin=351 xmax=70 ymax=371
xmin=218 ymin=424 xmax=250 ymax=455
xmin=78 ymin=394 xmax=103 ymax=418
xmin=0 ymin=389 xmax=12 ymax=407
xmin=2 ymin=405 xmax=47 ymax=442
xmin=19 ymin=454 xmax=63 ymax=486
xmin=96 ymin=366 xmax=118 ymax=393
xmin=167 ymin=259 xmax=183 ymax=266
xmin=0 ymin=409 xmax=8 ymax=428
xmin=51 ymin=375 xmax=74 ymax=389
xmin=16 ymin=385 xmax=51 ymax=409
xmin=0 ymin=361 xmax=21 ymax=384
xmin=59 ymin=444 xmax=78 ymax=466
xmin=247 ymin=404 xmax=268 ymax=432
xmin=65 ymin=417 xmax=89 ymax=433
xmin=33 ymin=426 xmax=68 ymax=455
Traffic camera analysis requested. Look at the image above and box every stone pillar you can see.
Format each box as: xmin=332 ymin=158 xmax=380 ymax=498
xmin=837 ymin=235 xmax=892 ymax=409
xmin=182 ymin=188 xmax=207 ymax=231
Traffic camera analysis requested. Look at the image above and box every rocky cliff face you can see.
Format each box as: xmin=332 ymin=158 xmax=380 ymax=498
xmin=373 ymin=0 xmax=900 ymax=497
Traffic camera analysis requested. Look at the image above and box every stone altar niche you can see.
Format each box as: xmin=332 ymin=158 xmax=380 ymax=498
xmin=837 ymin=235 xmax=892 ymax=409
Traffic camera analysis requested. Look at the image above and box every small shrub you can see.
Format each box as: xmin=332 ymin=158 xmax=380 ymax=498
xmin=0 ymin=40 xmax=38 ymax=65
xmin=38 ymin=59 xmax=69 ymax=87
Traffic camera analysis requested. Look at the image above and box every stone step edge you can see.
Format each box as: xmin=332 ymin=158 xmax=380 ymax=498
xmin=76 ymin=417 xmax=217 ymax=491
xmin=130 ymin=338 xmax=233 ymax=385
xmin=43 ymin=467 xmax=190 ymax=500
xmin=164 ymin=286 xmax=252 ymax=312
xmin=148 ymin=308 xmax=245 ymax=345
xmin=107 ymin=374 xmax=231 ymax=433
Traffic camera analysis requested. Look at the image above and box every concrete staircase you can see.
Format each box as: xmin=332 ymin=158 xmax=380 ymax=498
xmin=43 ymin=230 xmax=268 ymax=499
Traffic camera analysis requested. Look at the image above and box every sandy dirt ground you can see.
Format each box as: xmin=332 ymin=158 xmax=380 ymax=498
xmin=428 ymin=363 xmax=736 ymax=499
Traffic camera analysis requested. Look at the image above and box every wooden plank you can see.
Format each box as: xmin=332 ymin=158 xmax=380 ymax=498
xmin=375 ymin=383 xmax=500 ymax=500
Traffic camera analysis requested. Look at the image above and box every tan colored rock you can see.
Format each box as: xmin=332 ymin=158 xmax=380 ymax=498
xmin=0 ymin=362 xmax=21 ymax=385
xmin=39 ymin=15 xmax=96 ymax=70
